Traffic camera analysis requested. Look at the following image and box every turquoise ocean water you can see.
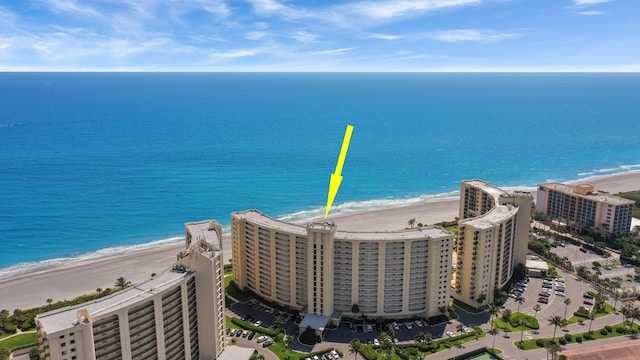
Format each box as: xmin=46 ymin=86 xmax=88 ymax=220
xmin=1 ymin=73 xmax=639 ymax=278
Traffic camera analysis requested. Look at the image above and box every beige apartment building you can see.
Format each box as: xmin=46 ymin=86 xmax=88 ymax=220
xmin=231 ymin=210 xmax=453 ymax=321
xmin=536 ymin=182 xmax=634 ymax=235
xmin=35 ymin=220 xmax=226 ymax=360
xmin=454 ymin=180 xmax=533 ymax=308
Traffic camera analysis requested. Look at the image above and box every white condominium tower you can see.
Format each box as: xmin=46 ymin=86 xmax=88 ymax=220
xmin=536 ymin=182 xmax=634 ymax=235
xmin=454 ymin=180 xmax=533 ymax=308
xmin=231 ymin=210 xmax=454 ymax=320
xmin=35 ymin=220 xmax=226 ymax=360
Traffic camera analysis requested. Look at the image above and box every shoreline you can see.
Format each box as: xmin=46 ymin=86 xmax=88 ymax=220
xmin=1 ymin=170 xmax=640 ymax=310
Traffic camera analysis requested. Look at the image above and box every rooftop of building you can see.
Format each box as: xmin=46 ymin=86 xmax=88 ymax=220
xmin=232 ymin=209 xmax=453 ymax=240
xmin=462 ymin=179 xmax=510 ymax=198
xmin=459 ymin=203 xmax=519 ymax=229
xmin=185 ymin=220 xmax=223 ymax=249
xmin=36 ymin=267 xmax=193 ymax=335
xmin=218 ymin=346 xmax=256 ymax=360
xmin=539 ymin=182 xmax=634 ymax=205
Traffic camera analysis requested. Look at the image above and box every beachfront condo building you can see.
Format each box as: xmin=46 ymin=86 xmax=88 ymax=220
xmin=35 ymin=220 xmax=226 ymax=360
xmin=231 ymin=210 xmax=454 ymax=325
xmin=453 ymin=180 xmax=533 ymax=308
xmin=536 ymin=182 xmax=634 ymax=235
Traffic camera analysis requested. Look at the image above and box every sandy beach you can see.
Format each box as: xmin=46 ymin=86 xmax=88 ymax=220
xmin=1 ymin=171 xmax=639 ymax=311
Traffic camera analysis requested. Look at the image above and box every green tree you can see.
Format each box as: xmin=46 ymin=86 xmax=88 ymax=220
xmin=519 ymin=318 xmax=526 ymax=346
xmin=349 ymin=339 xmax=361 ymax=360
xmin=0 ymin=348 xmax=10 ymax=360
xmin=351 ymin=304 xmax=359 ymax=314
xmin=515 ymin=296 xmax=525 ymax=319
xmin=456 ymin=323 xmax=465 ymax=336
xmin=408 ymin=218 xmax=416 ymax=228
xmin=502 ymin=308 xmax=512 ymax=323
xmin=414 ymin=331 xmax=425 ymax=343
xmin=114 ymin=277 xmax=131 ymax=289
xmin=29 ymin=347 xmax=40 ymax=360
xmin=46 ymin=298 xmax=53 ymax=306
xmin=548 ymin=315 xmax=564 ymax=341
xmin=491 ymin=325 xmax=499 ymax=350
xmin=546 ymin=341 xmax=561 ymax=360
xmin=424 ymin=332 xmax=433 ymax=345
xmin=0 ymin=309 xmax=9 ymax=327
xmin=588 ymin=314 xmax=595 ymax=334
xmin=533 ymin=304 xmax=542 ymax=319
xmin=487 ymin=303 xmax=500 ymax=326
xmin=563 ymin=298 xmax=571 ymax=319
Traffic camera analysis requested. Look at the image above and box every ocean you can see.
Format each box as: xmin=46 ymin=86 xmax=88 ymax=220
xmin=1 ymin=72 xmax=639 ymax=279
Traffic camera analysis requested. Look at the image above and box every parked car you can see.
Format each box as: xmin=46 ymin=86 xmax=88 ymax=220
xmin=538 ymin=297 xmax=548 ymax=304
xmin=446 ymin=331 xmax=455 ymax=337
xmin=584 ymin=293 xmax=594 ymax=299
xmin=584 ymin=299 xmax=594 ymax=305
xmin=256 ymin=335 xmax=268 ymax=343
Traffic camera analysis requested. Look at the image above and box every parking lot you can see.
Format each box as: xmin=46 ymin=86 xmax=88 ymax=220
xmin=505 ymin=268 xmax=599 ymax=321
xmin=550 ymin=242 xmax=619 ymax=268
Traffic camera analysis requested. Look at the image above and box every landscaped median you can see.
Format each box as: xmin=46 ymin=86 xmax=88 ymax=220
xmin=516 ymin=322 xmax=639 ymax=350
xmin=358 ymin=325 xmax=486 ymax=360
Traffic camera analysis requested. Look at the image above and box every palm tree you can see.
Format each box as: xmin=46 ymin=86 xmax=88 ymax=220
xmin=424 ymin=332 xmax=433 ymax=346
xmin=548 ymin=315 xmax=564 ymax=341
xmin=533 ymin=304 xmax=542 ymax=319
xmin=114 ymin=277 xmax=132 ymax=289
xmin=456 ymin=323 xmax=465 ymax=336
xmin=414 ymin=331 xmax=425 ymax=343
xmin=563 ymin=298 xmax=571 ymax=319
xmin=283 ymin=335 xmax=292 ymax=355
xmin=546 ymin=341 xmax=561 ymax=360
xmin=487 ymin=303 xmax=500 ymax=327
xmin=515 ymin=296 xmax=525 ymax=321
xmin=588 ymin=314 xmax=595 ymax=334
xmin=0 ymin=310 xmax=9 ymax=327
xmin=96 ymin=288 xmax=103 ymax=295
xmin=631 ymin=307 xmax=640 ymax=332
xmin=349 ymin=339 xmax=361 ymax=360
xmin=519 ymin=318 xmax=526 ymax=346
xmin=491 ymin=324 xmax=499 ymax=350
xmin=408 ymin=218 xmax=416 ymax=229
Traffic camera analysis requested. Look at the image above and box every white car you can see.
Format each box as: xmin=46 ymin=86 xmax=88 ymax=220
xmin=256 ymin=335 xmax=268 ymax=343
xmin=254 ymin=320 xmax=262 ymax=327
xmin=446 ymin=331 xmax=455 ymax=337
xmin=373 ymin=338 xmax=379 ymax=345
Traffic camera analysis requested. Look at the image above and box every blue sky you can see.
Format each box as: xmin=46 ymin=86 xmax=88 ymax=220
xmin=0 ymin=0 xmax=637 ymax=71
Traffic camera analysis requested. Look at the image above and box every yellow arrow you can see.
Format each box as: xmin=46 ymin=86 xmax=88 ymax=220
xmin=325 ymin=124 xmax=354 ymax=219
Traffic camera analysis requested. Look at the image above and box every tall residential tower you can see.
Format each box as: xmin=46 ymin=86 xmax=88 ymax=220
xmin=36 ymin=221 xmax=226 ymax=360
xmin=454 ymin=180 xmax=533 ymax=308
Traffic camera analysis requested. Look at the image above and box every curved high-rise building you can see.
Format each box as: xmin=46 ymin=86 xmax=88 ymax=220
xmin=454 ymin=180 xmax=533 ymax=307
xmin=231 ymin=210 xmax=454 ymax=320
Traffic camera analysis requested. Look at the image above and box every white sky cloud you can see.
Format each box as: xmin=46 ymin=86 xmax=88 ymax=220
xmin=578 ymin=10 xmax=604 ymax=15
xmin=426 ymin=29 xmax=521 ymax=42
xmin=310 ymin=48 xmax=353 ymax=55
xmin=291 ymin=31 xmax=318 ymax=43
xmin=210 ymin=49 xmax=256 ymax=58
xmin=573 ymin=0 xmax=613 ymax=5
xmin=369 ymin=33 xmax=401 ymax=40
xmin=338 ymin=0 xmax=482 ymax=20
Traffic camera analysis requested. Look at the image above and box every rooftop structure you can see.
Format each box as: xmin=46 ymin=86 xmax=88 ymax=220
xmin=536 ymin=182 xmax=634 ymax=235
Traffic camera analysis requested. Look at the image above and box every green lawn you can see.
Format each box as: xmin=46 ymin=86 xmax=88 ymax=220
xmin=0 ymin=332 xmax=38 ymax=351
xmin=518 ymin=322 xmax=637 ymax=350
xmin=453 ymin=299 xmax=483 ymax=313
xmin=492 ymin=313 xmax=539 ymax=332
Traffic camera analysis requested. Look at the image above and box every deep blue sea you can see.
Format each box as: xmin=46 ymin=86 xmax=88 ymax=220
xmin=1 ymin=73 xmax=640 ymax=278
